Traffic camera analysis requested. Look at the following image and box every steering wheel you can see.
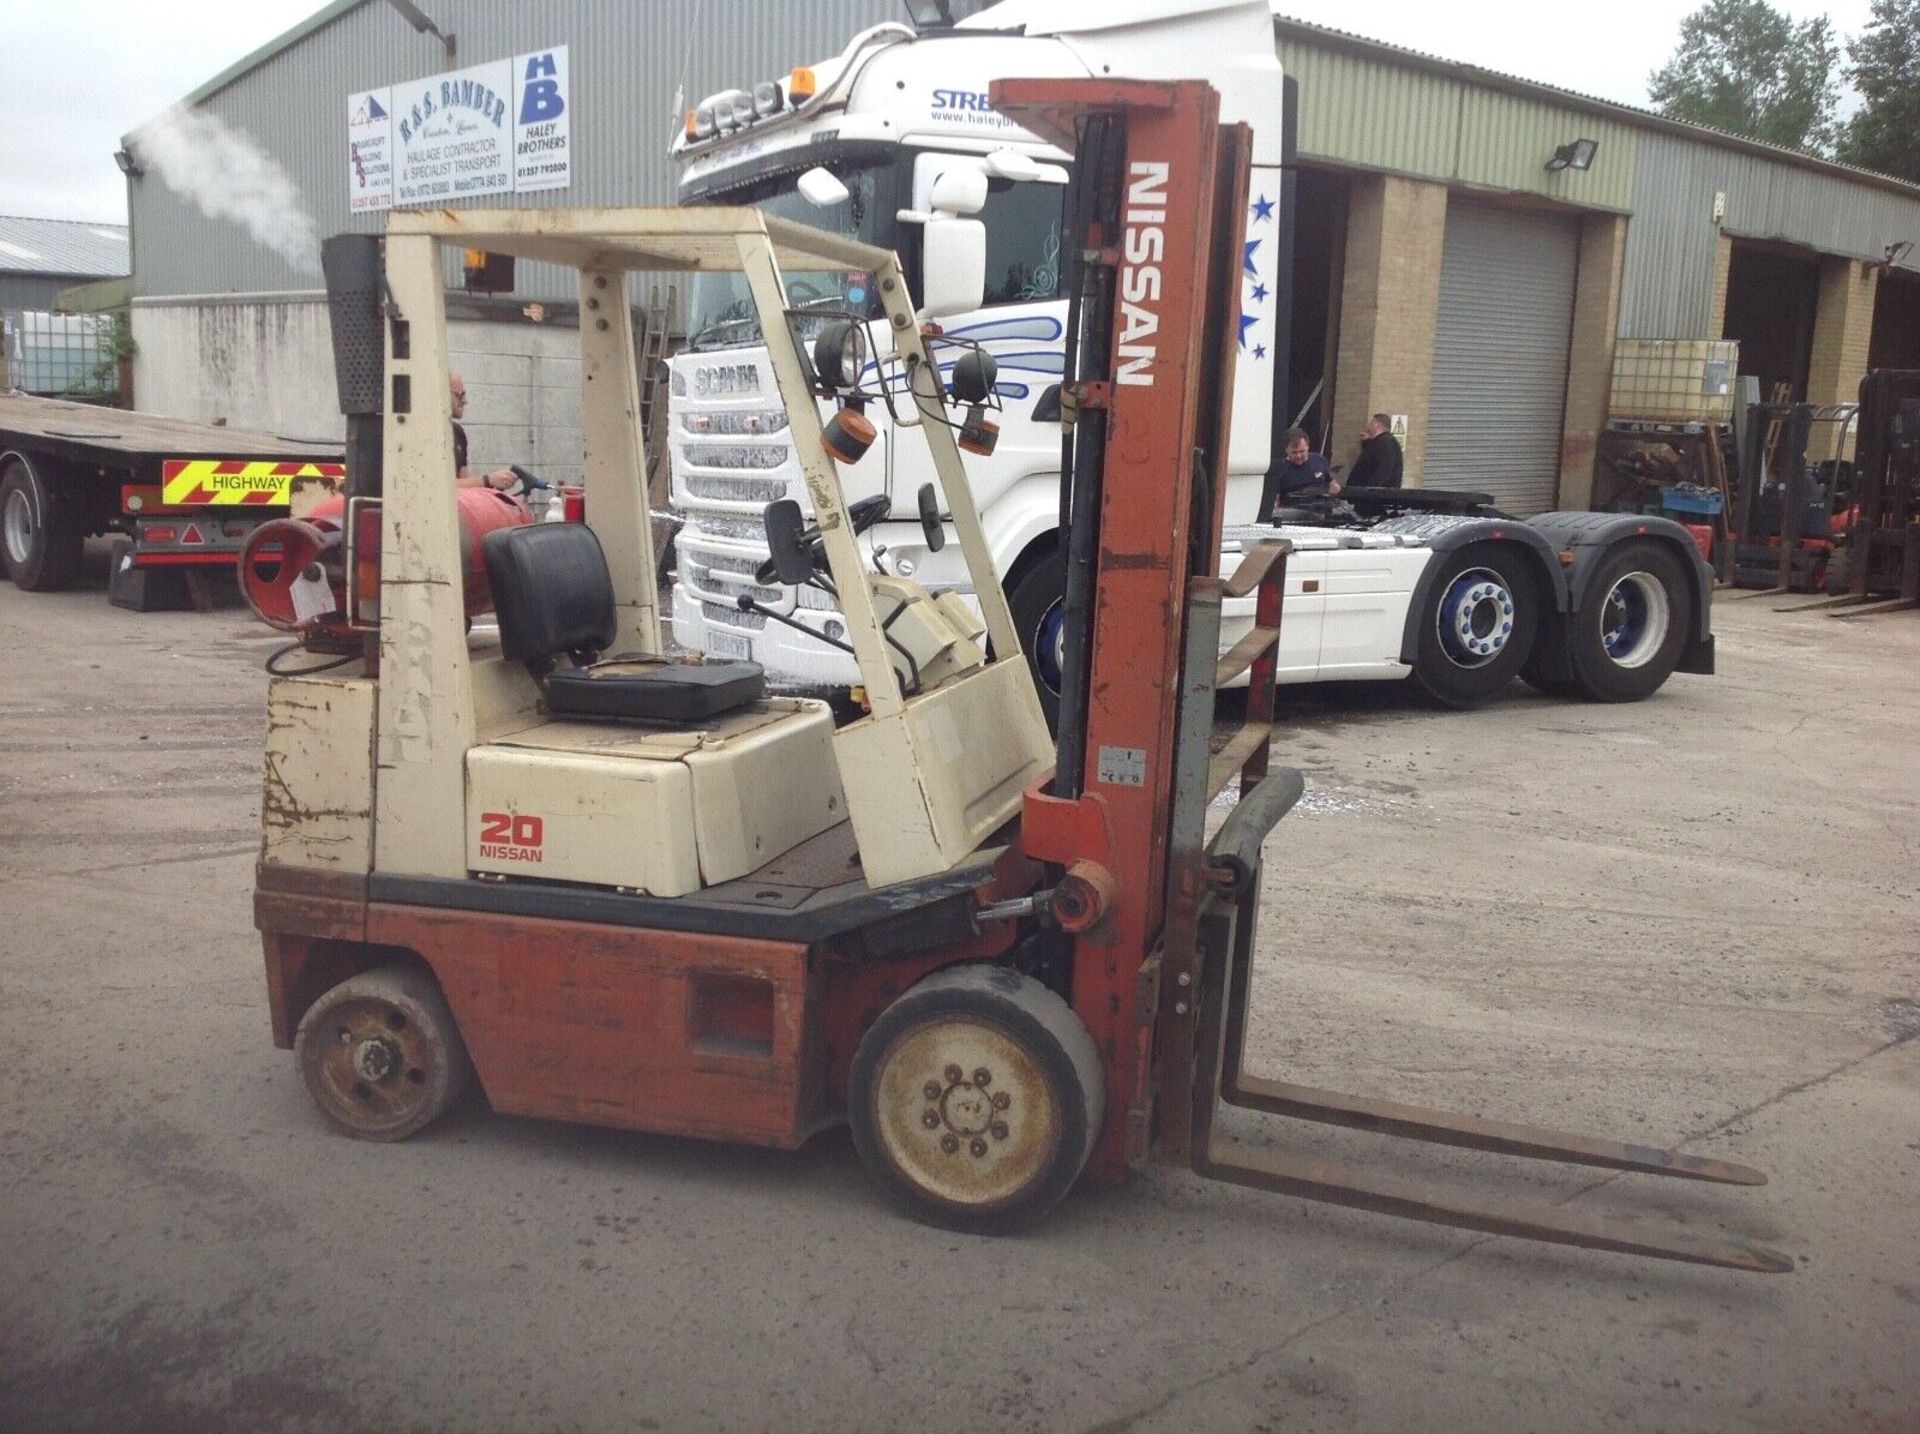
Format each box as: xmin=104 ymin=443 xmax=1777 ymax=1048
xmin=786 ymin=278 xmax=831 ymax=304
xmin=754 ymin=494 xmax=892 ymax=585
xmin=507 ymin=464 xmax=551 ymax=496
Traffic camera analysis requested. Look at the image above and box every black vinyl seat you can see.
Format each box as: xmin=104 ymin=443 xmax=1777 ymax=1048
xmin=482 ymin=522 xmax=764 ymax=723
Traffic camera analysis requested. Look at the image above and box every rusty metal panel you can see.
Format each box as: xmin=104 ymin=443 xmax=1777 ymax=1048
xmin=261 ymin=673 xmax=375 ymax=871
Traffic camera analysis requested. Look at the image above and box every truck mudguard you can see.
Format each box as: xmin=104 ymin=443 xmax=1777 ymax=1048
xmin=1525 ymin=510 xmax=1715 ymax=673
xmin=1383 ymin=515 xmax=1571 ymax=665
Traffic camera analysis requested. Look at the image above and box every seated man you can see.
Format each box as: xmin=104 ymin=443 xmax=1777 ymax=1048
xmin=1263 ymin=427 xmax=1338 ymax=519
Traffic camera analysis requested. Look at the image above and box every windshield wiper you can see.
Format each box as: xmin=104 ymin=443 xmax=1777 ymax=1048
xmin=689 ymin=314 xmax=759 ymax=348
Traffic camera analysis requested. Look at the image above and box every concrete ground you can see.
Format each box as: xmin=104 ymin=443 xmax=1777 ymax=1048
xmin=1 ymin=551 xmax=1915 ymax=1433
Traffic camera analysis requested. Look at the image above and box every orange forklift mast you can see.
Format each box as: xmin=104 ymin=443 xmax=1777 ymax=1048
xmin=253 ymin=77 xmax=1786 ymax=1274
xmin=995 ymin=76 xmax=1788 ymax=1272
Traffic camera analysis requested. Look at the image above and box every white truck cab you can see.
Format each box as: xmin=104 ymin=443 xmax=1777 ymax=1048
xmin=668 ymin=2 xmax=1289 ymax=697
xmin=667 ymin=0 xmax=1717 ymax=712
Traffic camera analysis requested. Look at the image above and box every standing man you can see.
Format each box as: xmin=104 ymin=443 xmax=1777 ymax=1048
xmin=450 ymin=372 xmax=519 ymax=489
xmin=1346 ymin=413 xmax=1404 ymax=490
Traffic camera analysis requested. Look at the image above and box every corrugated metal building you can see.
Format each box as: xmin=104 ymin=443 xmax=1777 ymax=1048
xmin=119 ymin=2 xmax=1920 ymax=506
xmin=121 ymin=0 xmax=898 ymax=460
xmin=0 ymin=216 xmax=130 ymax=312
xmin=1272 ymin=16 xmax=1920 ymax=511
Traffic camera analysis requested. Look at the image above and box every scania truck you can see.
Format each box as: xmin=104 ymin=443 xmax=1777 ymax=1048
xmin=664 ymin=0 xmax=1714 ymax=713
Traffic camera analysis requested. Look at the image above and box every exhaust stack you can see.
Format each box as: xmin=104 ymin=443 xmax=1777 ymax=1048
xmin=321 ymin=233 xmax=385 ymax=499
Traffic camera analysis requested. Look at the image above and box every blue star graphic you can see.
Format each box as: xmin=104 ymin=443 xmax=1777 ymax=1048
xmin=1251 ymin=282 xmax=1269 ymax=303
xmin=1251 ymin=194 xmax=1275 ymax=223
xmin=1242 ymin=237 xmax=1262 ymax=277
xmin=1238 ymin=312 xmax=1257 ymax=349
xmin=1254 ymin=344 xmax=1268 ymax=360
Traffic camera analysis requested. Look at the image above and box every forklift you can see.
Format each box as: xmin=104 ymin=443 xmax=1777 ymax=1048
xmin=252 ymin=77 xmax=1787 ymax=1273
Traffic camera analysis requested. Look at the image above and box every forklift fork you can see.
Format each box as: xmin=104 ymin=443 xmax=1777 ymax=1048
xmin=1154 ymin=558 xmax=1791 ymax=1274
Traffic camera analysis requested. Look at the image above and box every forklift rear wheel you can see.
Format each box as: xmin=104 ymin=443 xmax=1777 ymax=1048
xmin=295 ymin=964 xmax=474 ymax=1142
xmin=849 ymin=964 xmax=1104 ymax=1234
xmin=1 ymin=457 xmax=84 ymax=592
xmin=1412 ymin=543 xmax=1539 ymax=707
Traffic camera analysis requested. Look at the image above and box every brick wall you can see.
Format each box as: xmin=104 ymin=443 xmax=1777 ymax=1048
xmin=1332 ymin=175 xmax=1448 ymax=483
xmin=1707 ymin=234 xmax=1734 ymax=339
xmin=1560 ymin=214 xmax=1628 ymax=510
xmin=1806 ymin=257 xmax=1879 ymax=460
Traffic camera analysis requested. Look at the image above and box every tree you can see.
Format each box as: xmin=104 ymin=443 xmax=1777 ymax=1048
xmin=1649 ymin=0 xmax=1841 ymax=154
xmin=1836 ymin=0 xmax=1920 ymax=181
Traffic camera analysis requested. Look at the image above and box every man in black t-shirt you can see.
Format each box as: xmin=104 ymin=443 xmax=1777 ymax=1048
xmin=449 ymin=372 xmax=518 ymax=490
xmin=1347 ymin=413 xmax=1404 ymax=490
xmin=1262 ymin=426 xmax=1337 ymax=519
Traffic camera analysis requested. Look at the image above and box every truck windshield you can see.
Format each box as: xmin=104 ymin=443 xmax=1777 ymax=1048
xmin=684 ymin=157 xmax=896 ymax=351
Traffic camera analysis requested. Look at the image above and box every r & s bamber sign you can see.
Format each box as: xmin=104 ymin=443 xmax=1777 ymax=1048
xmin=348 ymin=47 xmax=570 ymax=212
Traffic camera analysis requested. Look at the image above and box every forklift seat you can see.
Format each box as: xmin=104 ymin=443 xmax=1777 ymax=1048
xmin=483 ymin=523 xmax=765 ymax=723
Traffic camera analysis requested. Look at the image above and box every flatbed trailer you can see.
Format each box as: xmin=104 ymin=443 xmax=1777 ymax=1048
xmin=0 ymin=392 xmax=343 ymax=608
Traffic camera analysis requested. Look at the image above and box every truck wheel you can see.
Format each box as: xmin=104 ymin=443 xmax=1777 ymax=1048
xmin=1564 ymin=541 xmax=1691 ymax=703
xmin=1 ymin=457 xmax=84 ymax=591
xmin=849 ymin=963 xmax=1104 ymax=1235
xmin=1412 ymin=543 xmax=1539 ymax=707
xmin=1519 ymin=615 xmax=1577 ymax=697
xmin=295 ymin=964 xmax=474 ymax=1142
xmin=1006 ymin=552 xmax=1066 ymax=732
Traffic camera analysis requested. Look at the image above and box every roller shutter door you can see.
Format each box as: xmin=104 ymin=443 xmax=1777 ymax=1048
xmin=1425 ymin=201 xmax=1579 ymax=514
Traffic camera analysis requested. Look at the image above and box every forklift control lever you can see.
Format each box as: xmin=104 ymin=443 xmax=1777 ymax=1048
xmin=972 ymin=891 xmax=1052 ymax=927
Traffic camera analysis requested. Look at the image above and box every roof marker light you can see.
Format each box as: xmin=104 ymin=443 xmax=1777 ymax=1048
xmin=789 ymin=67 xmax=817 ymax=102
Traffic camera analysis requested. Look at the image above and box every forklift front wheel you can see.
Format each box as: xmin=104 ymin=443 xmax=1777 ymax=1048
xmin=849 ymin=965 xmax=1104 ymax=1235
xmin=295 ymin=964 xmax=474 ymax=1142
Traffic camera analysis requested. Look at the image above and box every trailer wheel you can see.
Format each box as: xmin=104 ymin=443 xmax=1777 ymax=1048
xmin=1006 ymin=552 xmax=1067 ymax=732
xmin=849 ymin=964 xmax=1103 ymax=1234
xmin=1564 ymin=541 xmax=1691 ymax=703
xmin=1 ymin=457 xmax=84 ymax=591
xmin=1412 ymin=543 xmax=1539 ymax=707
xmin=295 ymin=964 xmax=473 ymax=1142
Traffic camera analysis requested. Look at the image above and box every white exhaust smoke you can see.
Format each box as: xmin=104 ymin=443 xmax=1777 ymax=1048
xmin=133 ymin=107 xmax=321 ymax=275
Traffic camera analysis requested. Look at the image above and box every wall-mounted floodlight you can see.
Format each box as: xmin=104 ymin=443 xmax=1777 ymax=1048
xmin=386 ymin=0 xmax=456 ymax=62
xmin=1546 ymin=138 xmax=1599 ymax=173
xmin=113 ymin=148 xmax=144 ymax=179
xmin=1884 ymin=241 xmax=1914 ymax=269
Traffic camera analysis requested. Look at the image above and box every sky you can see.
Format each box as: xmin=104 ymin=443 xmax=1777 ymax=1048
xmin=0 ymin=0 xmax=1882 ymax=228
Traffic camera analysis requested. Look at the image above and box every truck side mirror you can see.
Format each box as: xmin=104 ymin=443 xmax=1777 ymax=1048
xmin=928 ymin=168 xmax=988 ymax=216
xmin=797 ymin=166 xmax=850 ymax=208
xmin=919 ymin=217 xmax=985 ymax=319
xmin=762 ymin=499 xmax=816 ymax=585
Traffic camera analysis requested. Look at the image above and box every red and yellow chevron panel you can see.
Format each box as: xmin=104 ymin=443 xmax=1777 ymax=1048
xmin=160 ymin=459 xmax=346 ymax=506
